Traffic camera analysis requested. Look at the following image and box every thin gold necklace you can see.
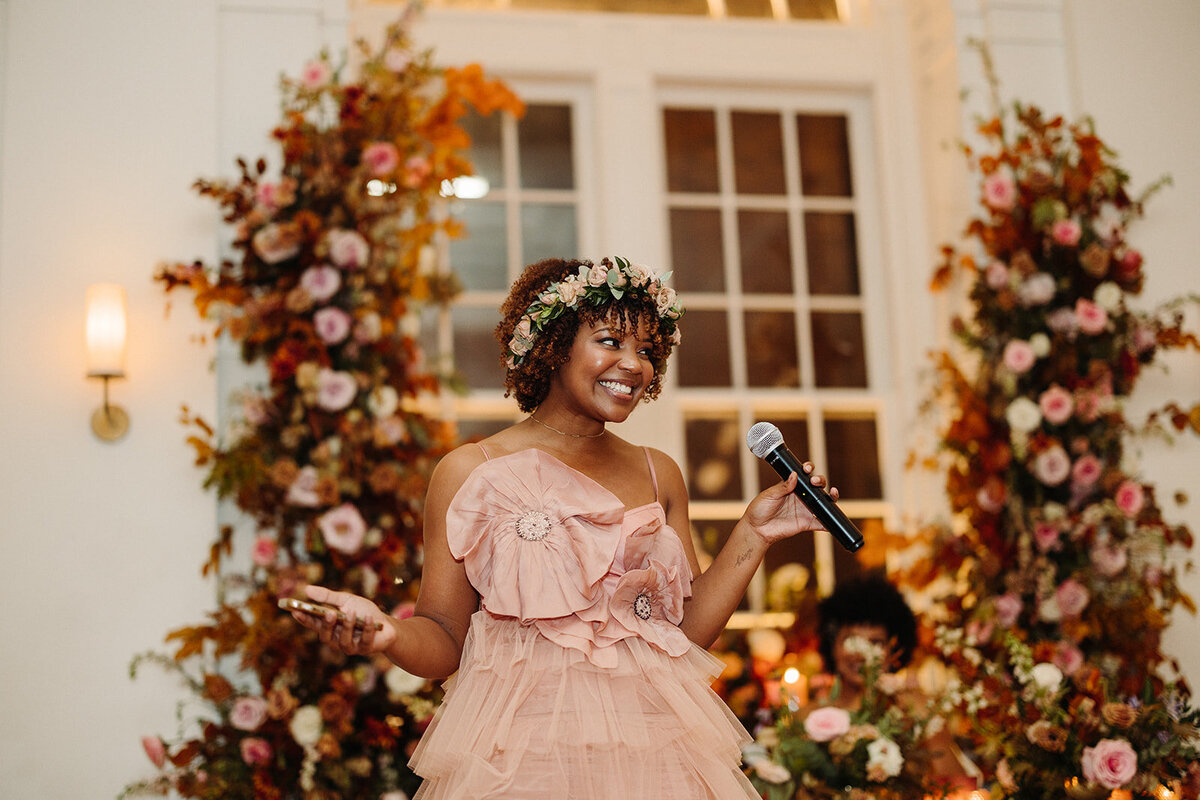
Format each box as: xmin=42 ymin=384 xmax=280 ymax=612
xmin=528 ymin=414 xmax=607 ymax=439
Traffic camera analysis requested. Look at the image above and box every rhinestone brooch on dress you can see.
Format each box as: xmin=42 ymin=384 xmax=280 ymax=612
xmin=633 ymin=592 xmax=653 ymax=621
xmin=515 ymin=510 xmax=553 ymax=542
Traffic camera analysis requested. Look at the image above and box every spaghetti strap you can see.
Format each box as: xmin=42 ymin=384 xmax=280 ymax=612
xmin=642 ymin=447 xmax=659 ymax=503
xmin=476 ymin=442 xmax=491 ymax=460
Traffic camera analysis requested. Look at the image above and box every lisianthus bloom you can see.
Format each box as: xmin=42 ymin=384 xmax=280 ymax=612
xmin=1002 ymin=339 xmax=1036 ymax=373
xmin=1051 ymin=218 xmax=1082 ymax=246
xmin=362 ymin=141 xmax=401 ymax=176
xmin=317 ymin=503 xmax=367 ymax=554
xmin=1082 ymin=738 xmax=1137 ymax=790
xmin=1114 ymin=480 xmax=1145 ymax=517
xmin=983 ymin=171 xmax=1017 ymax=211
xmin=287 ymin=706 xmax=321 ymax=746
xmin=804 ymin=706 xmax=851 ymax=742
xmin=1075 ymin=298 xmax=1108 ymax=335
xmin=299 ymin=265 xmax=341 ymax=303
xmin=1006 ymin=396 xmax=1042 ymax=434
xmin=231 ymin=696 xmax=269 ymax=731
xmin=866 ymin=737 xmax=904 ymax=781
xmin=240 ymin=737 xmax=272 ymax=765
xmin=1028 ymin=662 xmax=1064 ymax=692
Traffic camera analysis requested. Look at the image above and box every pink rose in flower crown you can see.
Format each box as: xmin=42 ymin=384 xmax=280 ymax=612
xmin=1071 ymin=453 xmax=1103 ymax=488
xmin=231 ymin=696 xmax=269 ymax=731
xmin=300 ymin=265 xmax=341 ymax=303
xmin=983 ymin=171 xmax=1017 ymax=211
xmin=316 ymin=368 xmax=358 ymax=411
xmin=1002 ymin=339 xmax=1037 ymax=374
xmin=317 ymin=503 xmax=367 ymax=554
xmin=586 ymin=261 xmax=609 ymax=287
xmin=1114 ymin=480 xmax=1145 ymax=517
xmin=804 ymin=706 xmax=852 ymax=742
xmin=326 ymin=228 xmax=370 ymax=269
xmin=995 ymin=593 xmax=1023 ymax=627
xmin=141 ymin=735 xmax=166 ymax=769
xmin=362 ymin=141 xmax=400 ymax=176
xmin=1051 ymin=218 xmax=1082 ymax=247
xmin=1038 ymin=385 xmax=1074 ymax=425
xmin=1075 ymin=298 xmax=1108 ymax=335
xmin=985 ymin=260 xmax=1009 ymax=290
xmin=314 ymin=307 xmax=353 ymax=344
xmin=251 ymin=535 xmax=278 ymax=567
xmin=1081 ymin=738 xmax=1137 ymax=790
xmin=1033 ymin=444 xmax=1071 ymax=487
xmin=1033 ymin=521 xmax=1062 ymax=553
xmin=240 ymin=737 xmax=273 ymax=766
xmin=299 ymin=59 xmax=332 ymax=89
xmin=1055 ymin=578 xmax=1090 ymax=617
xmin=1091 ymin=541 xmax=1128 ymax=577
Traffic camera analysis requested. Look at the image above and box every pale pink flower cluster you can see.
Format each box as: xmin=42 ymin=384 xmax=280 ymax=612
xmin=1071 ymin=453 xmax=1102 ymax=489
xmin=231 ymin=696 xmax=268 ymax=731
xmin=1051 ymin=218 xmax=1082 ymax=247
xmin=1019 ymin=272 xmax=1056 ymax=306
xmin=995 ymin=593 xmax=1023 ymax=626
xmin=986 ymin=260 xmax=1009 ymax=290
xmin=804 ymin=706 xmax=852 ymax=742
xmin=240 ymin=737 xmax=272 ymax=765
xmin=1033 ymin=444 xmax=1071 ymax=486
xmin=316 ymin=368 xmax=357 ymax=411
xmin=300 ymin=265 xmax=341 ymax=303
xmin=1055 ymin=578 xmax=1090 ymax=617
xmin=253 ymin=222 xmax=302 ymax=264
xmin=402 ymin=155 xmax=432 ymax=188
xmin=325 ymin=228 xmax=371 ymax=269
xmin=314 ymin=307 xmax=353 ymax=344
xmin=252 ymin=535 xmax=278 ymax=567
xmin=362 ymin=141 xmax=401 ymax=176
xmin=1075 ymin=298 xmax=1108 ymax=335
xmin=1038 ymin=385 xmax=1073 ymax=425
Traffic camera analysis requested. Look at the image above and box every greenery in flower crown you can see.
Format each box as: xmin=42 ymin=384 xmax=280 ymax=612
xmin=505 ymin=255 xmax=683 ymax=368
xmin=124 ymin=9 xmax=523 ymax=800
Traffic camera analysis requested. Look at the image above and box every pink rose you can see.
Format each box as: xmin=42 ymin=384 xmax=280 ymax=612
xmin=231 ymin=696 xmax=268 ymax=731
xmin=1051 ymin=219 xmax=1082 ymax=247
xmin=1091 ymin=542 xmax=1128 ymax=577
xmin=586 ymin=262 xmax=609 ymax=287
xmin=401 ymin=155 xmax=432 ymax=188
xmin=1046 ymin=307 xmax=1079 ymax=336
xmin=1019 ymin=272 xmax=1056 ymax=306
xmin=240 ymin=736 xmax=273 ymax=766
xmin=141 ymin=736 xmax=166 ymax=769
xmin=316 ymin=368 xmax=357 ymax=412
xmin=1038 ymin=385 xmax=1074 ymax=425
xmin=314 ymin=307 xmax=353 ymax=344
xmin=1053 ymin=641 xmax=1084 ymax=675
xmin=1033 ymin=444 xmax=1071 ymax=487
xmin=251 ymin=535 xmax=278 ymax=567
xmin=317 ymin=503 xmax=367 ymax=554
xmin=556 ymin=277 xmax=583 ymax=306
xmin=1034 ymin=522 xmax=1062 ymax=553
xmin=1114 ymin=480 xmax=1145 ymax=517
xmin=252 ymin=223 xmax=302 ymax=264
xmin=1055 ymin=578 xmax=1090 ymax=617
xmin=995 ymin=593 xmax=1022 ymax=627
xmin=804 ymin=706 xmax=852 ymax=742
xmin=1075 ymin=298 xmax=1108 ymax=335
xmin=362 ymin=142 xmax=400 ymax=177
xmin=1003 ymin=339 xmax=1036 ymax=374
xmin=299 ymin=59 xmax=332 ymax=89
xmin=326 ymin=229 xmax=370 ymax=269
xmin=983 ymin=171 xmax=1017 ymax=211
xmin=299 ymin=265 xmax=341 ymax=303
xmin=985 ymin=261 xmax=1009 ymax=290
xmin=286 ymin=466 xmax=320 ymax=507
xmin=1071 ymin=453 xmax=1103 ymax=488
xmin=1081 ymin=738 xmax=1137 ymax=790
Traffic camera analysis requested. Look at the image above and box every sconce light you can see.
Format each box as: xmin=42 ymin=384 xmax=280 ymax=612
xmin=85 ymin=283 xmax=129 ymax=442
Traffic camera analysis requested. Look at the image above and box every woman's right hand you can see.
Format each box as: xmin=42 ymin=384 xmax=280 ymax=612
xmin=289 ymin=584 xmax=398 ymax=656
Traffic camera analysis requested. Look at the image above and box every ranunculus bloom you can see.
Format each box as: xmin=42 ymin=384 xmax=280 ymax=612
xmin=995 ymin=593 xmax=1022 ymax=627
xmin=1082 ymin=738 xmax=1138 ymax=790
xmin=1071 ymin=453 xmax=1103 ymax=488
xmin=231 ymin=696 xmax=269 ymax=731
xmin=1003 ymin=339 xmax=1036 ymax=373
xmin=1033 ymin=444 xmax=1071 ymax=486
xmin=313 ymin=307 xmax=353 ymax=344
xmin=317 ymin=503 xmax=367 ymax=554
xmin=1019 ymin=272 xmax=1056 ymax=306
xmin=141 ymin=736 xmax=166 ymax=769
xmin=1075 ymin=298 xmax=1108 ymax=335
xmin=300 ymin=265 xmax=341 ymax=303
xmin=299 ymin=59 xmax=332 ymax=89
xmin=1091 ymin=542 xmax=1128 ymax=577
xmin=240 ymin=736 xmax=273 ymax=766
xmin=362 ymin=141 xmax=400 ymax=176
xmin=1055 ymin=578 xmax=1090 ymax=617
xmin=251 ymin=535 xmax=278 ymax=567
xmin=804 ymin=706 xmax=852 ymax=742
xmin=316 ymin=368 xmax=358 ymax=411
xmin=983 ymin=171 xmax=1017 ymax=211
xmin=326 ymin=228 xmax=371 ymax=269
xmin=1051 ymin=218 xmax=1082 ymax=246
xmin=1114 ymin=480 xmax=1145 ymax=517
xmin=1038 ymin=385 xmax=1074 ymax=425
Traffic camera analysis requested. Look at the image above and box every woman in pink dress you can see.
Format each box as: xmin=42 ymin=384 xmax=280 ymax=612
xmin=292 ymin=256 xmax=838 ymax=799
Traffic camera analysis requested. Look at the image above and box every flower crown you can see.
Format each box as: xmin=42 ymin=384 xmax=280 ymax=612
xmin=505 ymin=256 xmax=684 ymax=369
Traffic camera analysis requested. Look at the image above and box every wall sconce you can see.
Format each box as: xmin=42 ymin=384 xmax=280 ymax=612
xmin=86 ymin=283 xmax=129 ymax=441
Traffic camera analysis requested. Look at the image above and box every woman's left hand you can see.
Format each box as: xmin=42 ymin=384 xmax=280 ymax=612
xmin=744 ymin=462 xmax=837 ymax=545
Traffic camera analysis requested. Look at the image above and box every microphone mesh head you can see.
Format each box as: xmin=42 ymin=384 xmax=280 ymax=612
xmin=746 ymin=422 xmax=783 ymax=458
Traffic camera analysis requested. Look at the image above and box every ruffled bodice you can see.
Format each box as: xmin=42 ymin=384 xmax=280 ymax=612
xmin=446 ymin=448 xmax=695 ymax=667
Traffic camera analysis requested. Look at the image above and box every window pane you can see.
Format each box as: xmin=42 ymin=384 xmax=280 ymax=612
xmin=787 ymin=0 xmax=843 ymax=22
xmin=738 ymin=210 xmax=793 ymax=294
xmin=519 ymin=104 xmax=575 ymax=190
xmin=449 ymin=201 xmax=508 ymax=291
xmin=521 ymin=204 xmax=577 ymax=265
xmin=726 ymin=0 xmax=773 ymax=16
xmin=675 ymin=309 xmax=730 ymax=387
xmin=754 ymin=416 xmax=809 ymax=490
xmin=811 ymin=311 xmax=867 ymax=387
xmin=823 ymin=415 xmax=881 ymax=499
xmin=796 ymin=114 xmax=852 ymax=196
xmin=460 ymin=111 xmax=503 ymax=190
xmin=451 ymin=306 xmax=504 ymax=390
xmin=732 ymin=111 xmax=786 ymax=195
xmin=663 ymin=108 xmax=719 ymax=193
xmin=510 ymin=0 xmax=709 ymax=13
xmin=669 ymin=208 xmax=725 ymax=292
xmin=743 ymin=310 xmax=799 ymax=388
xmin=693 ymin=518 xmax=737 ymax=563
xmin=684 ymin=414 xmax=743 ymax=501
xmin=804 ymin=212 xmax=859 ymax=295
xmin=764 ymin=535 xmax=816 ymax=593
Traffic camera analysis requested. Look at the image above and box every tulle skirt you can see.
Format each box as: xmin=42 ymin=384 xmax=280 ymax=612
xmin=410 ymin=610 xmax=757 ymax=799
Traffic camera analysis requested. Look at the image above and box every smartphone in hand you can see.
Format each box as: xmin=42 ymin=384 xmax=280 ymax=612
xmin=278 ymin=597 xmax=383 ymax=631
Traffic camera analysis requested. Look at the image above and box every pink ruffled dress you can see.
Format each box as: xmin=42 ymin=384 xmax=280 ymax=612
xmin=409 ymin=446 xmax=757 ymax=799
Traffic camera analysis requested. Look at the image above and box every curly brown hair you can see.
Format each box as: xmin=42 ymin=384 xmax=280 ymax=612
xmin=494 ymin=257 xmax=678 ymax=412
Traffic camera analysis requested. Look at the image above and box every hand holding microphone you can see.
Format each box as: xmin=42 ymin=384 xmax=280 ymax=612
xmin=746 ymin=422 xmax=864 ymax=553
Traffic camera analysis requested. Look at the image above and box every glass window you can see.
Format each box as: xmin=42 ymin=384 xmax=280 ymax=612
xmin=519 ymin=104 xmax=575 ymax=190
xmin=804 ymin=211 xmax=859 ymax=295
xmin=521 ymin=203 xmax=577 ymax=266
xmin=451 ymin=306 xmax=506 ymax=390
xmin=743 ymin=310 xmax=799 ymax=388
xmin=732 ymin=111 xmax=786 ymax=195
xmin=676 ymin=310 xmax=731 ymax=387
xmin=448 ymin=201 xmax=507 ymax=291
xmin=811 ymin=311 xmax=867 ymax=388
xmin=684 ymin=414 xmax=744 ymax=501
xmin=663 ymin=108 xmax=719 ymax=194
xmin=459 ymin=111 xmax=504 ymax=189
xmin=796 ymin=113 xmax=852 ymax=196
xmin=669 ymin=208 xmax=725 ymax=292
xmin=823 ymin=415 xmax=882 ymax=499
xmin=738 ymin=210 xmax=792 ymax=294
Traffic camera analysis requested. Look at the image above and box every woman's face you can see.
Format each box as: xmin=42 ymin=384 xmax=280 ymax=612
xmin=546 ymin=315 xmax=655 ymax=423
xmin=832 ymin=623 xmax=892 ymax=689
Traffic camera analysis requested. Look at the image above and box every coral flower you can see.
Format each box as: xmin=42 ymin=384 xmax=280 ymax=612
xmin=317 ymin=503 xmax=367 ymax=554
xmin=1114 ymin=480 xmax=1145 ymax=517
xmin=1050 ymin=218 xmax=1082 ymax=247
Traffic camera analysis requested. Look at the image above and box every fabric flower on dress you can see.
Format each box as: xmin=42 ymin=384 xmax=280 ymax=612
xmin=604 ymin=559 xmax=690 ymax=656
xmin=446 ymin=449 xmax=624 ymax=622
xmin=620 ymin=515 xmax=694 ymax=594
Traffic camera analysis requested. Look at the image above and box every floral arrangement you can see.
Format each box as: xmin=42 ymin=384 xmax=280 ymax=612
xmin=125 ymin=10 xmax=523 ymax=799
xmin=504 ymin=255 xmax=684 ymax=367
xmin=901 ymin=99 xmax=1200 ymax=799
xmin=741 ymin=636 xmax=947 ymax=800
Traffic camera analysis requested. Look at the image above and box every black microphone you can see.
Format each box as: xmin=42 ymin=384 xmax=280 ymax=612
xmin=746 ymin=421 xmax=864 ymax=553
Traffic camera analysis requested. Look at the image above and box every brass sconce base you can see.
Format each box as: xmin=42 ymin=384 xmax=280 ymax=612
xmin=91 ymin=405 xmax=130 ymax=441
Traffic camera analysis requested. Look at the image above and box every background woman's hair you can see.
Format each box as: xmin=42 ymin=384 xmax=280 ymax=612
xmin=816 ymin=570 xmax=918 ymax=670
xmin=494 ymin=257 xmax=676 ymax=412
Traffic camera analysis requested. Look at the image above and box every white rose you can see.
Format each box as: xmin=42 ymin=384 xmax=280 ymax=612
xmin=866 ymin=737 xmax=904 ymax=778
xmin=1093 ymin=281 xmax=1123 ymax=312
xmin=367 ymin=386 xmax=399 ymax=418
xmin=289 ymin=704 xmax=323 ymax=746
xmin=1029 ymin=662 xmax=1064 ymax=692
xmin=1038 ymin=595 xmax=1063 ymax=622
xmin=385 ymin=665 xmax=426 ymax=697
xmin=1006 ymin=397 xmax=1042 ymax=433
xmin=753 ymin=760 xmax=791 ymax=784
xmin=1029 ymin=332 xmax=1051 ymax=358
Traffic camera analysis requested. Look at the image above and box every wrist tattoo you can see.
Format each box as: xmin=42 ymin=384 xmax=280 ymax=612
xmin=735 ymin=547 xmax=754 ymax=567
